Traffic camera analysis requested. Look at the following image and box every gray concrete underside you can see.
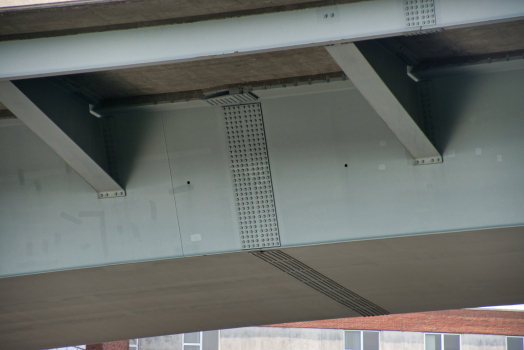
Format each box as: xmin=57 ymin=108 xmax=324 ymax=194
xmin=1 ymin=227 xmax=523 ymax=350
xmin=64 ymin=46 xmax=343 ymax=102
xmin=0 ymin=0 xmax=368 ymax=40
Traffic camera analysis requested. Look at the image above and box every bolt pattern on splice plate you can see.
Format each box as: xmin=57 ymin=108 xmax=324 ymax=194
xmin=404 ymin=0 xmax=435 ymax=28
xmin=222 ymin=103 xmax=280 ymax=250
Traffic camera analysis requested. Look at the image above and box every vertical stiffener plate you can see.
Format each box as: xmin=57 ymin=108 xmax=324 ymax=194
xmin=222 ymin=104 xmax=281 ymax=250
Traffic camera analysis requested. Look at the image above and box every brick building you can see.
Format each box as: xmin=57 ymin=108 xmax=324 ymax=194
xmin=51 ymin=309 xmax=523 ymax=350
xmin=134 ymin=309 xmax=524 ymax=350
xmin=86 ymin=342 xmax=130 ymax=350
xmin=269 ymin=309 xmax=524 ymax=335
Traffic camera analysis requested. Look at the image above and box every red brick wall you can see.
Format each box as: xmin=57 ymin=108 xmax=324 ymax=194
xmin=267 ymin=310 xmax=524 ymax=336
xmin=87 ymin=340 xmax=129 ymax=350
xmin=86 ymin=344 xmax=103 ymax=350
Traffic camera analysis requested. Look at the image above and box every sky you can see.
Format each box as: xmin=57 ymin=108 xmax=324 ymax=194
xmin=479 ymin=304 xmax=524 ymax=311
xmin=0 ymin=0 xmax=86 ymax=8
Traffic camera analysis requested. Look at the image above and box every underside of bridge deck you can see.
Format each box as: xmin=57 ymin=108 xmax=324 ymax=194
xmin=0 ymin=1 xmax=524 ymax=349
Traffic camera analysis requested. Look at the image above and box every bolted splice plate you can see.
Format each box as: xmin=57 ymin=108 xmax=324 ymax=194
xmin=404 ymin=0 xmax=436 ymax=28
xmin=222 ymin=103 xmax=281 ymax=250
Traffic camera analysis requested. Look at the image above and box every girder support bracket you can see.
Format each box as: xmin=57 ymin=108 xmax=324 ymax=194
xmin=326 ymin=42 xmax=442 ymax=166
xmin=0 ymin=79 xmax=125 ymax=197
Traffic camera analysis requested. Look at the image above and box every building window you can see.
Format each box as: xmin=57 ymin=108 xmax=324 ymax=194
xmin=129 ymin=339 xmax=139 ymax=350
xmin=425 ymin=334 xmax=460 ymax=350
xmin=507 ymin=337 xmax=524 ymax=350
xmin=344 ymin=331 xmax=380 ymax=350
xmin=184 ymin=332 xmax=202 ymax=350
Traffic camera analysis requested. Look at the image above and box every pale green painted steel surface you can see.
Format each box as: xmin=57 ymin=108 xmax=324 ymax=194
xmin=1 ymin=0 xmax=524 ymax=80
xmin=264 ymin=69 xmax=524 ymax=246
xmin=0 ymin=111 xmax=183 ymax=277
xmin=1 ymin=68 xmax=523 ymax=277
xmin=162 ymin=107 xmax=242 ymax=256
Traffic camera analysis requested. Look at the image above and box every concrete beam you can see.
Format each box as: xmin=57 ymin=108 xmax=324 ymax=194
xmin=0 ymin=0 xmax=523 ymax=80
xmin=326 ymin=42 xmax=441 ymax=165
xmin=0 ymin=79 xmax=125 ymax=197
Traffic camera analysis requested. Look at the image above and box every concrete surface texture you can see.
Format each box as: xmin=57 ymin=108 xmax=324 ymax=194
xmin=64 ymin=46 xmax=342 ymax=100
xmin=0 ymin=251 xmax=356 ymax=350
xmin=0 ymin=0 xmax=368 ymax=39
xmin=284 ymin=228 xmax=524 ymax=313
xmin=381 ymin=331 xmax=423 ymax=350
xmin=220 ymin=327 xmax=342 ymax=350
xmin=1 ymin=228 xmax=523 ymax=350
xmin=138 ymin=334 xmax=182 ymax=350
xmin=461 ymin=335 xmax=505 ymax=350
